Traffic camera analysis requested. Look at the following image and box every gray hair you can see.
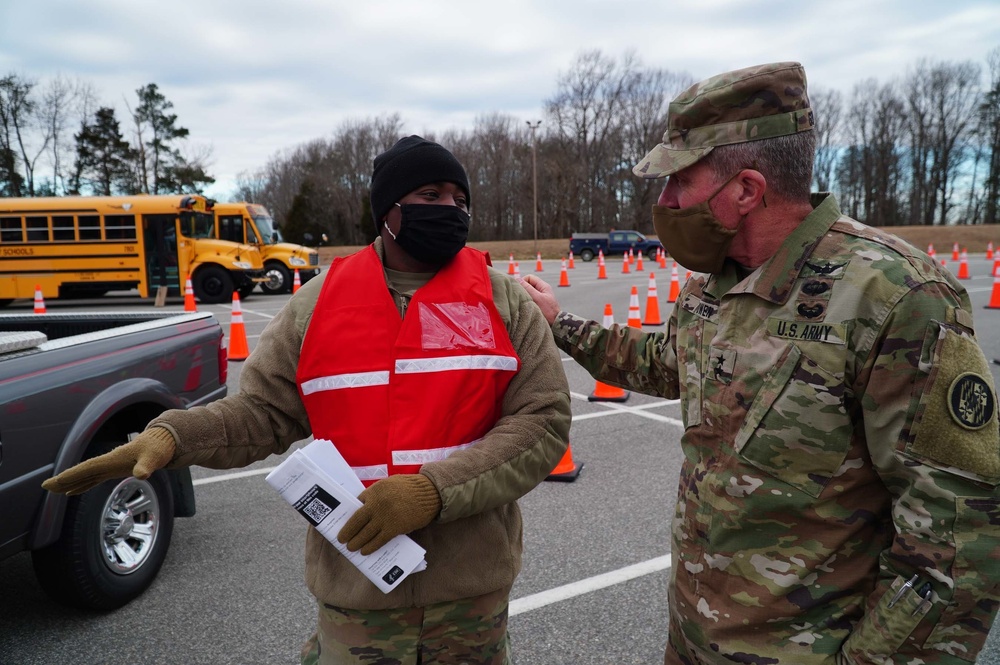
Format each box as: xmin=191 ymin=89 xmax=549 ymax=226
xmin=702 ymin=130 xmax=817 ymax=202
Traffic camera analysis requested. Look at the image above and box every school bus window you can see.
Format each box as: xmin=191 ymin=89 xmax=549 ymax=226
xmin=53 ymin=215 xmax=75 ymax=241
xmin=78 ymin=215 xmax=101 ymax=241
xmin=0 ymin=217 xmax=23 ymax=243
xmin=105 ymin=214 xmax=137 ymax=240
xmin=26 ymin=216 xmax=49 ymax=242
xmin=179 ymin=211 xmax=214 ymax=239
xmin=218 ymin=214 xmax=243 ymax=243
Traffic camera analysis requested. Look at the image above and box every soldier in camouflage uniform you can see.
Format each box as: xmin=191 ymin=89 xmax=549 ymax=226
xmin=522 ymin=62 xmax=1000 ymax=664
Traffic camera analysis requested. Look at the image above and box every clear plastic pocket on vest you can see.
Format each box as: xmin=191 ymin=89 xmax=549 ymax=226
xmin=419 ymin=301 xmax=496 ymax=350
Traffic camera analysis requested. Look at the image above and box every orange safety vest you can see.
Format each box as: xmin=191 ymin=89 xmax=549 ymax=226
xmin=297 ymin=246 xmax=519 ymax=486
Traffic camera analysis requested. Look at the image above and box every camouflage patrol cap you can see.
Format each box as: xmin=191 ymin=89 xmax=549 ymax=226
xmin=633 ymin=61 xmax=814 ymax=179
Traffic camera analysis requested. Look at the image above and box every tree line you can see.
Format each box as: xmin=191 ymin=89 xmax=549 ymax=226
xmin=0 ymin=77 xmax=212 ymax=197
xmin=3 ymin=47 xmax=999 ymax=246
xmin=236 ymin=48 xmax=1000 ymax=246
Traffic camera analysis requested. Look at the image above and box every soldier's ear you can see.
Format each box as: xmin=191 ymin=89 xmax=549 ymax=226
xmin=735 ymin=169 xmax=766 ymax=215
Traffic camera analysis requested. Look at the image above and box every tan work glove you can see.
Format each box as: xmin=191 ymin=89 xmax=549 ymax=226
xmin=337 ymin=473 xmax=442 ymax=555
xmin=41 ymin=426 xmax=176 ymax=496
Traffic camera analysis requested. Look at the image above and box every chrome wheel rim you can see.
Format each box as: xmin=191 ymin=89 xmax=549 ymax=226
xmin=100 ymin=477 xmax=161 ymax=575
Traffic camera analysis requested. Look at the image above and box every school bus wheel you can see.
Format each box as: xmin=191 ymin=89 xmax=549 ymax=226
xmin=192 ymin=265 xmax=234 ymax=304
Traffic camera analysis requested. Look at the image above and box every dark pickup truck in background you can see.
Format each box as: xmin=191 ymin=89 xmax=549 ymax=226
xmin=0 ymin=311 xmax=227 ymax=610
xmin=569 ymin=230 xmax=664 ymax=262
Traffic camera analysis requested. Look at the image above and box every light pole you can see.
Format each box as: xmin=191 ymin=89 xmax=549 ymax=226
xmin=526 ymin=120 xmax=541 ymax=255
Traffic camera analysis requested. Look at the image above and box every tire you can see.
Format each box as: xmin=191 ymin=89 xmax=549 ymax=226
xmin=579 ymin=248 xmax=595 ymax=262
xmin=192 ymin=265 xmax=234 ymax=304
xmin=647 ymin=247 xmax=659 ymax=261
xmin=260 ymin=262 xmax=292 ymax=295
xmin=0 ymin=299 xmax=12 ymax=308
xmin=31 ymin=442 xmax=175 ymax=610
xmin=238 ymin=283 xmax=256 ymax=300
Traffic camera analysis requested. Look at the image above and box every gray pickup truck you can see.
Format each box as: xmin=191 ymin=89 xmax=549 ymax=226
xmin=0 ymin=311 xmax=227 ymax=610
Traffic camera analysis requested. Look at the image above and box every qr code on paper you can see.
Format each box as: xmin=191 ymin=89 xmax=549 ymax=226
xmin=303 ymin=498 xmax=332 ymax=523
xmin=293 ymin=485 xmax=341 ymax=527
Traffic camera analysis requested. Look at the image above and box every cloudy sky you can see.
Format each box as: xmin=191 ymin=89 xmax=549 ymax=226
xmin=2 ymin=0 xmax=998 ymax=199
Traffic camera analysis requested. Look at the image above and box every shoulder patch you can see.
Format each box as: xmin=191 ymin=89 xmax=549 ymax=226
xmin=949 ymin=373 xmax=995 ymax=430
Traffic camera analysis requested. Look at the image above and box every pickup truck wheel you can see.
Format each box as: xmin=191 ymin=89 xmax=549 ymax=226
xmin=192 ymin=265 xmax=234 ymax=304
xmin=31 ymin=466 xmax=175 ymax=610
xmin=260 ymin=263 xmax=291 ymax=295
xmin=579 ymin=248 xmax=595 ymax=262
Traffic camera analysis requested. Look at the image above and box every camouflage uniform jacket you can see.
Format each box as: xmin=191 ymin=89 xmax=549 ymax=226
xmin=552 ymin=194 xmax=1000 ymax=664
xmin=152 ymin=238 xmax=572 ymax=610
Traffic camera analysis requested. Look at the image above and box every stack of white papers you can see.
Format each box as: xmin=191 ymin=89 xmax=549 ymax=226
xmin=265 ymin=439 xmax=427 ymax=594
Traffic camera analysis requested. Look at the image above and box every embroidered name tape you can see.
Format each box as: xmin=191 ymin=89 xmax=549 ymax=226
xmin=767 ymin=318 xmax=846 ymax=345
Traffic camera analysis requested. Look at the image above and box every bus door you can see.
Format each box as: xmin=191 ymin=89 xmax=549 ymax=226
xmin=143 ymin=214 xmax=181 ymax=296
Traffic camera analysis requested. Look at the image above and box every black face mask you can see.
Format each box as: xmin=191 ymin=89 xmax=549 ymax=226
xmin=385 ymin=203 xmax=470 ymax=266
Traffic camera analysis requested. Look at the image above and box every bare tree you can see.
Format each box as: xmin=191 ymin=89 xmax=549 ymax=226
xmin=810 ymin=87 xmax=843 ymax=192
xmin=978 ymin=47 xmax=1000 ymax=225
xmin=0 ymin=73 xmax=51 ymax=195
xmin=903 ymin=59 xmax=982 ymax=224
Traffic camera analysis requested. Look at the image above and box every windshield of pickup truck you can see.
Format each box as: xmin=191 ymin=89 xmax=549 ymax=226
xmin=179 ymin=211 xmax=216 ymax=239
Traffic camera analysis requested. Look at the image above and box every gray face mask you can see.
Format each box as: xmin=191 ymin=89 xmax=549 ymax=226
xmin=651 ymin=173 xmax=741 ymax=274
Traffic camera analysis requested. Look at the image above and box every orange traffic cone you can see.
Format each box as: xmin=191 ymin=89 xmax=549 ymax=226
xmin=597 ymin=251 xmax=607 ymax=279
xmin=293 ymin=269 xmax=302 ymax=293
xmin=987 ymin=242 xmax=994 ymax=260
xmin=568 ymin=251 xmax=575 ymax=269
xmin=629 ymin=248 xmax=635 ymax=265
xmin=626 ymin=286 xmax=642 ymax=328
xmin=33 ymin=284 xmax=46 ymax=314
xmin=988 ymin=264 xmax=1000 ymax=309
xmin=183 ymin=274 xmax=197 ymax=312
xmin=643 ymin=272 xmax=663 ymax=326
xmin=508 ymin=254 xmax=515 ymax=275
xmin=589 ymin=304 xmax=629 ymax=403
xmin=658 ymin=248 xmax=666 ymax=269
xmin=684 ymin=269 xmax=693 ymax=283
xmin=558 ymin=259 xmax=570 ymax=287
xmin=952 ymin=243 xmax=959 ymax=261
xmin=667 ymin=262 xmax=681 ymax=303
xmin=636 ymin=253 xmax=644 ymax=272
xmin=958 ymin=250 xmax=970 ymax=280
xmin=536 ymin=253 xmax=544 ymax=272
xmin=228 ymin=292 xmax=250 ymax=361
xmin=545 ymin=441 xmax=583 ymax=482
xmin=513 ymin=262 xmax=521 ymax=279
xmin=621 ymin=254 xmax=631 ymax=274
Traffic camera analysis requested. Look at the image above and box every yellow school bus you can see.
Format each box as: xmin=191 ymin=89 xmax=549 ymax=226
xmin=214 ymin=202 xmax=320 ymax=294
xmin=0 ymin=195 xmax=267 ymax=306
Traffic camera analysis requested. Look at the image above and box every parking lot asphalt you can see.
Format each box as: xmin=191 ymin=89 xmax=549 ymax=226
xmin=3 ymin=255 xmax=1000 ymax=664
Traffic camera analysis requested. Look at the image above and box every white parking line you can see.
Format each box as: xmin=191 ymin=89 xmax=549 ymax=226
xmin=509 ymin=555 xmax=672 ymax=616
xmin=571 ymin=391 xmax=684 ymax=426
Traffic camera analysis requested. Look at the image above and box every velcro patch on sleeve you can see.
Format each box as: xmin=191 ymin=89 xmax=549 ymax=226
xmin=909 ymin=325 xmax=1000 ymax=484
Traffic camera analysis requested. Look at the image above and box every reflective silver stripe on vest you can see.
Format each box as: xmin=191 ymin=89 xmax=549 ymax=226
xmin=351 ymin=464 xmax=389 ymax=481
xmin=300 ymin=371 xmax=390 ymax=395
xmin=394 ymin=355 xmax=518 ymax=374
xmin=391 ymin=439 xmax=482 ymax=466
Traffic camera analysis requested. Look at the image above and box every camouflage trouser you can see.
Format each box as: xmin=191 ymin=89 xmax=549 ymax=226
xmin=301 ymin=587 xmax=513 ymax=665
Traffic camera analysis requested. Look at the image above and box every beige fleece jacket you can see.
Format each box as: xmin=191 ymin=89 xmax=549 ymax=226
xmin=151 ymin=239 xmax=572 ymax=609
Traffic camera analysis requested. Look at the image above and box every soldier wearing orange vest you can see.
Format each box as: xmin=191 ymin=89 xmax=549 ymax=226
xmin=42 ymin=136 xmax=572 ymax=665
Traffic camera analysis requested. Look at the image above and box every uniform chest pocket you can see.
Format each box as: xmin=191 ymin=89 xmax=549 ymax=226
xmin=734 ymin=344 xmax=854 ymax=498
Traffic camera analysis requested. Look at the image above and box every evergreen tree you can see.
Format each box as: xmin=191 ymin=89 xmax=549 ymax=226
xmin=133 ymin=83 xmax=213 ymax=193
xmin=73 ymin=107 xmax=136 ymax=195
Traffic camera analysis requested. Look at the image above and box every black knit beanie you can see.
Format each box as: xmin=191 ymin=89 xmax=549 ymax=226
xmin=370 ymin=136 xmax=471 ymax=231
